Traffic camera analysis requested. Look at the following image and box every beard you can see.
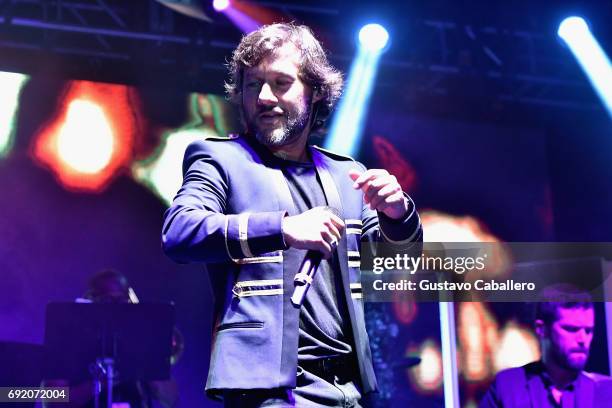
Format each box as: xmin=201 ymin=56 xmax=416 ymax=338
xmin=552 ymin=345 xmax=589 ymax=372
xmin=245 ymin=99 xmax=312 ymax=148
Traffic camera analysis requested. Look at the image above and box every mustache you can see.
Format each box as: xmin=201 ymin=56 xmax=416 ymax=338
xmin=257 ymin=106 xmax=284 ymax=115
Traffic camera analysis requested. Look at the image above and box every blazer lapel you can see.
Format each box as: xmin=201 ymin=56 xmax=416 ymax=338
xmin=310 ymin=147 xmax=347 ymax=274
xmin=310 ymin=146 xmax=363 ymax=344
xmin=525 ymin=371 xmax=541 ymax=408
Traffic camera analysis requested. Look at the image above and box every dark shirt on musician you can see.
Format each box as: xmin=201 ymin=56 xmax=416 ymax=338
xmin=274 ymin=156 xmax=354 ymax=361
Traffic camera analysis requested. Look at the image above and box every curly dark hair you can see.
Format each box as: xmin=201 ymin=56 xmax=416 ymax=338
xmin=534 ymin=283 xmax=593 ymax=326
xmin=225 ymin=23 xmax=343 ymax=131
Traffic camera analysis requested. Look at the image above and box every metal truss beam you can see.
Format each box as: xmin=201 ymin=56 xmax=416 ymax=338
xmin=0 ymin=0 xmax=603 ymax=114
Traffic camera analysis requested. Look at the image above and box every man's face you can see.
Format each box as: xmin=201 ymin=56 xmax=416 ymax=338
xmin=539 ymin=307 xmax=594 ymax=372
xmin=241 ymin=43 xmax=316 ymax=148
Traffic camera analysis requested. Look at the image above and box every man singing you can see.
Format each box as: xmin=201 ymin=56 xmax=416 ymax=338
xmin=480 ymin=284 xmax=612 ymax=407
xmin=162 ymin=23 xmax=422 ymax=407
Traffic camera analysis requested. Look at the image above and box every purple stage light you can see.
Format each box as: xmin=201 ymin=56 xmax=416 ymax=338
xmin=225 ymin=8 xmax=260 ymax=33
xmin=213 ymin=0 xmax=230 ymax=12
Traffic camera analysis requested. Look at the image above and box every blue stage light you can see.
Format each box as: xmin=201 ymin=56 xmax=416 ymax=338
xmin=558 ymin=16 xmax=588 ymax=39
xmin=358 ymin=23 xmax=389 ymax=52
xmin=325 ymin=24 xmax=390 ymax=157
xmin=558 ymin=16 xmax=612 ymax=116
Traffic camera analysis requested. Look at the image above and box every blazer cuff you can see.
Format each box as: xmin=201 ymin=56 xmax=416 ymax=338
xmin=378 ymin=194 xmax=422 ymax=244
xmin=225 ymin=211 xmax=288 ymax=259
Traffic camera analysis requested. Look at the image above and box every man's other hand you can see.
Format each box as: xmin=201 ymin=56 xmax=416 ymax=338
xmin=349 ymin=168 xmax=409 ymax=220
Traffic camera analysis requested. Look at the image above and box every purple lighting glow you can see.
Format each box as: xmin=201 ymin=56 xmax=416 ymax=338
xmin=225 ymin=7 xmax=261 ymax=33
xmin=213 ymin=0 xmax=230 ymax=12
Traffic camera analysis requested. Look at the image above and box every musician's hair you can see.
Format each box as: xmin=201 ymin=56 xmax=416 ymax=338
xmin=534 ymin=283 xmax=593 ymax=326
xmin=225 ymin=22 xmax=343 ymax=131
xmin=85 ymin=269 xmax=130 ymax=302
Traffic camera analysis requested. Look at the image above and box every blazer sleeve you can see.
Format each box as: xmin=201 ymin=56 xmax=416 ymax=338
xmin=161 ymin=140 xmax=287 ymax=264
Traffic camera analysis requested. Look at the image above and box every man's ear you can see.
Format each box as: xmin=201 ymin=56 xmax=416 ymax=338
xmin=535 ymin=319 xmax=546 ymax=338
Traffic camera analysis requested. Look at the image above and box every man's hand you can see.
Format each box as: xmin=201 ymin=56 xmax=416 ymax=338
xmin=349 ymin=168 xmax=409 ymax=220
xmin=282 ymin=207 xmax=345 ymax=259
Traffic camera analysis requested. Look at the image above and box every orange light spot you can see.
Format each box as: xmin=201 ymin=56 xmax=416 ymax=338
xmin=494 ymin=322 xmax=540 ymax=372
xmin=372 ymin=135 xmax=418 ymax=192
xmin=391 ymin=290 xmax=418 ymax=325
xmin=458 ymin=303 xmax=499 ymax=382
xmin=31 ymin=81 xmax=141 ymax=192
xmin=408 ymin=339 xmax=444 ymax=393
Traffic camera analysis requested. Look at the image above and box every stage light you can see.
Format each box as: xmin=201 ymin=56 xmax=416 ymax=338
xmin=211 ymin=0 xmax=263 ymax=34
xmin=133 ymin=129 xmax=210 ymax=205
xmin=213 ymin=0 xmax=230 ymax=12
xmin=494 ymin=322 xmax=539 ymax=372
xmin=558 ymin=16 xmax=612 ymax=116
xmin=32 ymin=81 xmax=138 ymax=192
xmin=223 ymin=7 xmax=260 ymax=33
xmin=392 ymin=291 xmax=418 ymax=325
xmin=558 ymin=16 xmax=588 ymax=38
xmin=133 ymin=93 xmax=229 ymax=205
xmin=372 ymin=135 xmax=418 ymax=190
xmin=0 ymin=72 xmax=28 ymax=158
xmin=325 ymin=24 xmax=390 ymax=157
xmin=358 ymin=23 xmax=389 ymax=52
xmin=420 ymin=211 xmax=500 ymax=242
xmin=408 ymin=339 xmax=443 ymax=393
xmin=57 ymin=100 xmax=114 ymax=174
xmin=458 ymin=303 xmax=496 ymax=382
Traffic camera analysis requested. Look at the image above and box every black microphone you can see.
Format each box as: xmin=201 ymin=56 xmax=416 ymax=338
xmin=290 ymin=206 xmax=340 ymax=308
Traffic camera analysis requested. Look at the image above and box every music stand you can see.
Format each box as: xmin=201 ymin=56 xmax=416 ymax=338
xmin=44 ymin=302 xmax=174 ymax=408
